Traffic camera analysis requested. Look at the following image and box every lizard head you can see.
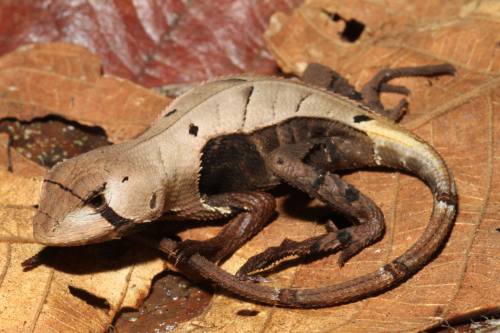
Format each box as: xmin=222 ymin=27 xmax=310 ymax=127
xmin=33 ymin=146 xmax=166 ymax=246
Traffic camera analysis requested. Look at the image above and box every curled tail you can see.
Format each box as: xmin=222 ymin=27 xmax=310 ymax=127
xmin=160 ymin=132 xmax=457 ymax=307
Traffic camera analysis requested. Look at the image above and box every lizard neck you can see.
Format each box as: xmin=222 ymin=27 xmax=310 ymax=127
xmin=128 ymin=136 xmax=212 ymax=221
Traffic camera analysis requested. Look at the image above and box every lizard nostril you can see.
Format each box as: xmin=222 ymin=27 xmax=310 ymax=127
xmin=33 ymin=209 xmax=59 ymax=238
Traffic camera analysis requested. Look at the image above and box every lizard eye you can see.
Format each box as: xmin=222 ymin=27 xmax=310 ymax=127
xmin=87 ymin=193 xmax=106 ymax=209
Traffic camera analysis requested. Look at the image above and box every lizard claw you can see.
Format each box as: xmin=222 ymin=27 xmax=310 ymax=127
xmin=324 ymin=219 xmax=339 ymax=232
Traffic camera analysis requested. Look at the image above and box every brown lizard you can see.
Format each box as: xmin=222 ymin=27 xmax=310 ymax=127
xmin=32 ymin=63 xmax=457 ymax=307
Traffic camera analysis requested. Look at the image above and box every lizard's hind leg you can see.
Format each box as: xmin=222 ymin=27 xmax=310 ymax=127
xmin=301 ymin=62 xmax=455 ymax=121
xmin=237 ymin=142 xmax=384 ymax=277
xmin=302 ymin=63 xmax=362 ymax=101
xmin=361 ymin=64 xmax=455 ymax=121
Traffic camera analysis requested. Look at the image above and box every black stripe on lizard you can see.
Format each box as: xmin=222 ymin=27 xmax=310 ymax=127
xmin=99 ymin=204 xmax=133 ymax=228
xmin=43 ymin=179 xmax=84 ymax=201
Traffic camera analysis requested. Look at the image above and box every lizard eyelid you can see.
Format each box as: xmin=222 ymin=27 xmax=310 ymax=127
xmin=84 ymin=183 xmax=108 ymax=210
xmin=86 ymin=193 xmax=106 ymax=210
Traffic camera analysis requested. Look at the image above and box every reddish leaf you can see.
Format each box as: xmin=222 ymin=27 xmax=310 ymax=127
xmin=0 ymin=0 xmax=301 ymax=87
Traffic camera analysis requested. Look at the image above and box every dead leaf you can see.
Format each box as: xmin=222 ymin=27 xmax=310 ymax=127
xmin=2 ymin=1 xmax=499 ymax=332
xmin=169 ymin=1 xmax=500 ymax=332
xmin=0 ymin=44 xmax=168 ymax=332
xmin=0 ymin=174 xmax=165 ymax=332
xmin=0 ymin=133 xmax=46 ymax=177
xmin=0 ymin=42 xmax=103 ymax=82
xmin=0 ymin=0 xmax=302 ymax=87
xmin=0 ymin=43 xmax=170 ymax=144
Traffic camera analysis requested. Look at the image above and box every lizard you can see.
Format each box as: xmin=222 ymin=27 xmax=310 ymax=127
xmin=32 ymin=63 xmax=457 ymax=307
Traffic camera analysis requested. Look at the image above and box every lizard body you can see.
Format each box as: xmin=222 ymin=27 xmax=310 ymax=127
xmin=33 ymin=65 xmax=457 ymax=307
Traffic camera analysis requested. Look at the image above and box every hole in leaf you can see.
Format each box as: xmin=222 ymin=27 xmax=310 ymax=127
xmin=112 ymin=271 xmax=212 ymax=332
xmin=0 ymin=114 xmax=110 ymax=168
xmin=324 ymin=11 xmax=365 ymax=42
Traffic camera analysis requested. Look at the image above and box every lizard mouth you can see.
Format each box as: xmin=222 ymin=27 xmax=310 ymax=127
xmin=33 ymin=208 xmax=116 ymax=246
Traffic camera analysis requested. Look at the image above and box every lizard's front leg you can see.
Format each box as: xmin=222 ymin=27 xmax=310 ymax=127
xmin=176 ymin=192 xmax=275 ymax=263
xmin=238 ymin=142 xmax=384 ymax=276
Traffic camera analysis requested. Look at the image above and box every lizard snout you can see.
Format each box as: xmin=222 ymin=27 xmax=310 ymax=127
xmin=32 ymin=206 xmax=116 ymax=246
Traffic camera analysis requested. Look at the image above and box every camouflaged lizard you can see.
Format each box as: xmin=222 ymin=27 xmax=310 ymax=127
xmin=33 ymin=63 xmax=457 ymax=307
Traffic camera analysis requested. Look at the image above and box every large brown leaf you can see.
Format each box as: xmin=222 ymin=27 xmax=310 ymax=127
xmin=0 ymin=0 xmax=301 ymax=87
xmin=0 ymin=43 xmax=168 ymax=332
xmin=1 ymin=1 xmax=499 ymax=333
xmin=171 ymin=1 xmax=500 ymax=332
xmin=0 ymin=43 xmax=170 ymax=144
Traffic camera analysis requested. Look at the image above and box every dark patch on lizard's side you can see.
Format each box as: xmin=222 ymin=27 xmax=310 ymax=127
xmin=199 ymin=117 xmax=376 ymax=195
xmin=122 ymin=176 xmax=129 ymax=183
xmin=353 ymin=115 xmax=373 ymax=123
xmin=199 ymin=134 xmax=274 ymax=195
xmin=44 ymin=179 xmax=84 ymax=201
xmin=189 ymin=123 xmax=199 ymax=136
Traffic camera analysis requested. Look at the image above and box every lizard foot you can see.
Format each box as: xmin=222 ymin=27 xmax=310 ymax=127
xmin=236 ymin=233 xmax=342 ymax=276
xmin=312 ymin=223 xmax=384 ymax=267
xmin=361 ymin=63 xmax=455 ymax=121
xmin=237 ymin=220 xmax=384 ymax=276
xmin=302 ymin=62 xmax=455 ymax=122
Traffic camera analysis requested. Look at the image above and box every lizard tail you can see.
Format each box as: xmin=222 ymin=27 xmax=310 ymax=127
xmin=160 ymin=135 xmax=457 ymax=307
